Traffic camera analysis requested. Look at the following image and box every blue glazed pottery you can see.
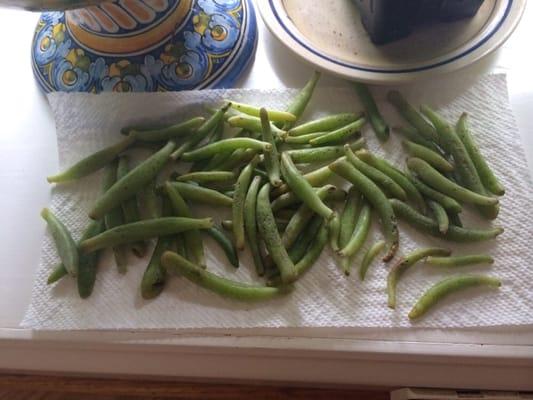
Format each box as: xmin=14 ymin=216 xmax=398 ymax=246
xmin=31 ymin=0 xmax=257 ymax=92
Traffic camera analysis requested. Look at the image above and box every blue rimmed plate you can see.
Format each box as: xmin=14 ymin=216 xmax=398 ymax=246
xmin=258 ymin=0 xmax=525 ymax=84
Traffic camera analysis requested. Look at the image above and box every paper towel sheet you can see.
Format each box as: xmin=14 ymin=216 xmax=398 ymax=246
xmin=22 ymin=74 xmax=533 ymax=330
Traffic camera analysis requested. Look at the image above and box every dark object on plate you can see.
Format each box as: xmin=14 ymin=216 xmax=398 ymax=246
xmin=353 ymin=0 xmax=485 ymax=45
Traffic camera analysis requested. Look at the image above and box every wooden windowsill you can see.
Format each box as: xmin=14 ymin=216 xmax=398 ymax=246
xmin=0 ymin=373 xmax=390 ymax=400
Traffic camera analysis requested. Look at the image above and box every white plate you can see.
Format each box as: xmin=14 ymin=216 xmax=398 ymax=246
xmin=257 ymin=0 xmax=526 ymax=84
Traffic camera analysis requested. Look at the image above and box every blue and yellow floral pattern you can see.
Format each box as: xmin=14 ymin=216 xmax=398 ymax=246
xmin=32 ymin=0 xmax=257 ymax=93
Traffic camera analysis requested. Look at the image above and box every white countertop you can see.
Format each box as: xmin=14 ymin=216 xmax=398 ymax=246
xmin=0 ymin=1 xmax=532 ymax=388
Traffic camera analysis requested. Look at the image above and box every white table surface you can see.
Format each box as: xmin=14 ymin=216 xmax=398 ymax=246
xmin=0 ymin=1 xmax=532 ymax=389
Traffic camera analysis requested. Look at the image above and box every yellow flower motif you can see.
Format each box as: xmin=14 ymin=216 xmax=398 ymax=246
xmin=160 ymin=44 xmax=176 ymax=63
xmin=65 ymin=49 xmax=78 ymax=65
xmin=65 ymin=48 xmax=90 ymax=71
xmin=160 ymin=53 xmax=175 ymax=64
xmin=193 ymin=12 xmax=210 ymax=35
xmin=52 ymin=23 xmax=65 ymax=43
xmin=109 ymin=60 xmax=131 ymax=77
xmin=159 ymin=43 xmax=186 ymax=64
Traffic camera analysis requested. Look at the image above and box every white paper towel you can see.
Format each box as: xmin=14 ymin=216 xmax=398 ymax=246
xmin=22 ymin=74 xmax=533 ymax=330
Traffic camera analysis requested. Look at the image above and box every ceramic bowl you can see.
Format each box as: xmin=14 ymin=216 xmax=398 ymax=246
xmin=32 ymin=0 xmax=258 ymax=92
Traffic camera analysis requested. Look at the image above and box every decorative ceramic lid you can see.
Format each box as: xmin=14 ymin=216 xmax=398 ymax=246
xmin=32 ymin=0 xmax=257 ymax=92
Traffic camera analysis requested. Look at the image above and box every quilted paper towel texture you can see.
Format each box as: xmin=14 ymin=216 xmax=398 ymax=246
xmin=22 ymin=74 xmax=533 ymax=329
